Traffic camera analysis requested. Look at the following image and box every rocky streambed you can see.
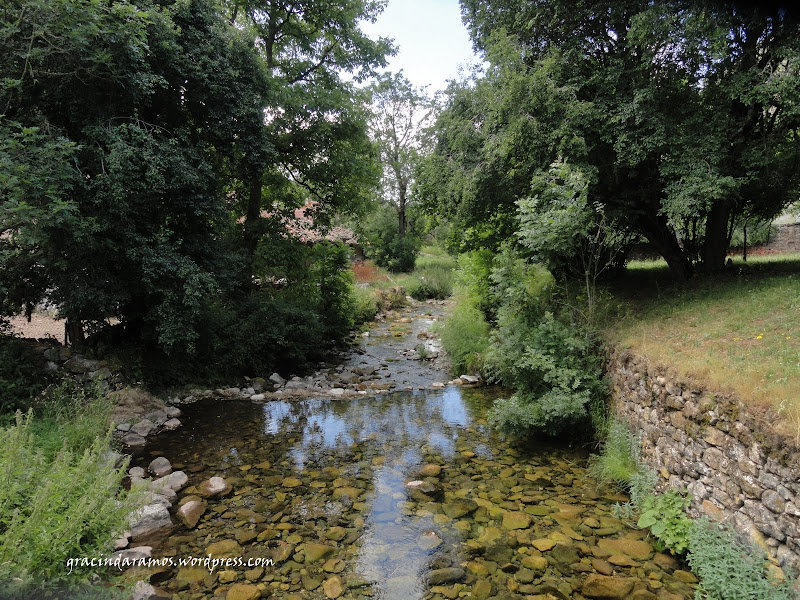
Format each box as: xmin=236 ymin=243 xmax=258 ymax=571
xmin=127 ymin=301 xmax=697 ymax=600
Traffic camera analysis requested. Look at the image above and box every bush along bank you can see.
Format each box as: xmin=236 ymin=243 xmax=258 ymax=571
xmin=439 ymin=246 xmax=607 ymax=438
xmin=0 ymin=383 xmax=145 ymax=600
xmin=591 ymin=416 xmax=797 ymax=599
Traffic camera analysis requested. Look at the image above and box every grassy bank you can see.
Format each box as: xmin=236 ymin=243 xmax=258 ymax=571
xmin=604 ymin=253 xmax=800 ymax=439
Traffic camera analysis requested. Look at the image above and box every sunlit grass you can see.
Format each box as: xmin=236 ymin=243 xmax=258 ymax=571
xmin=605 ymin=254 xmax=800 ymax=439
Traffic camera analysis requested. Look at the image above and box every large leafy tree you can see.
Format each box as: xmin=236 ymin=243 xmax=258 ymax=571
xmin=424 ymin=0 xmax=800 ymax=277
xmin=1 ymin=0 xmax=270 ymax=349
xmin=228 ymin=0 xmax=392 ymax=273
xmin=369 ymin=71 xmax=432 ymax=237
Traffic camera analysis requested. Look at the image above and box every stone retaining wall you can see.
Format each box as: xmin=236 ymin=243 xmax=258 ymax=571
xmin=607 ymin=347 xmax=800 ymax=571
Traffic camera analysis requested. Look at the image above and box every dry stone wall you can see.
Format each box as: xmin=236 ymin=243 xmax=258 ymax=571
xmin=607 ymin=347 xmax=800 ymax=571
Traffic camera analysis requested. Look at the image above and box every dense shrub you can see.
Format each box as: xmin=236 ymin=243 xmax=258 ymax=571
xmin=0 ymin=336 xmax=54 ymax=416
xmin=486 ymin=249 xmax=606 ymax=436
xmin=352 ymin=285 xmax=380 ymax=324
xmin=439 ymin=299 xmax=490 ymax=374
xmin=407 ymin=264 xmax=454 ymax=300
xmin=0 ymin=387 xmax=138 ymax=598
xmin=588 ymin=418 xmax=643 ymax=487
xmin=360 ymin=204 xmax=421 ymax=272
xmin=454 ymin=250 xmax=496 ymax=321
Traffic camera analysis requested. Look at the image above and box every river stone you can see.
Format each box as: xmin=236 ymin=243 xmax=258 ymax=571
xmin=117 ymin=423 xmax=132 ymax=432
xmin=471 ymin=579 xmax=492 ymax=599
xmin=419 ymin=464 xmax=442 ymax=477
xmin=418 ymin=531 xmax=443 ymax=550
xmin=148 ymin=457 xmax=172 ymax=477
xmin=326 ymin=526 xmax=347 ymax=541
xmin=129 ymin=466 xmax=145 ymax=478
xmin=283 ymin=477 xmax=303 ymax=488
xmin=532 ymin=538 xmax=557 ymax=552
xmin=322 ymin=575 xmax=345 ymax=598
xmin=333 ymin=486 xmax=362 ymax=501
xmin=598 ymin=538 xmax=654 ymax=561
xmin=502 ymin=511 xmax=532 ymax=530
xmin=515 ymin=568 xmax=536 ymax=584
xmin=130 ymin=505 xmax=172 ymax=541
xmin=551 ymin=543 xmax=580 ymax=565
xmin=427 ymin=567 xmax=465 ymax=585
xmin=406 ymin=480 xmax=442 ymax=502
xmin=206 ymin=539 xmax=243 ymax=558
xmin=442 ymin=497 xmax=477 ymax=518
xmin=164 ymin=405 xmax=182 ymax=418
xmin=591 ymin=559 xmax=614 ymax=576
xmin=131 ymin=580 xmax=168 ymax=600
xmin=521 ymin=556 xmax=548 ymax=572
xmin=226 ymin=583 xmax=262 ymax=600
xmin=581 ymin=574 xmax=635 ymax=599
xmin=198 ymin=476 xmax=232 ymax=498
xmin=269 ymin=372 xmax=286 ymax=386
xmin=130 ymin=419 xmax=155 ymax=437
xmin=122 ymin=432 xmax=147 ymax=447
xmin=305 ymin=542 xmax=335 ymax=563
xmin=162 ymin=418 xmax=182 ymax=431
xmin=322 ymin=558 xmax=346 ymax=573
xmin=176 ymin=500 xmax=207 ymax=529
xmin=175 ymin=566 xmax=207 ymax=589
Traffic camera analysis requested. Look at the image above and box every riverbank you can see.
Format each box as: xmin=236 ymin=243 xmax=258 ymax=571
xmin=121 ymin=298 xmax=697 ymax=600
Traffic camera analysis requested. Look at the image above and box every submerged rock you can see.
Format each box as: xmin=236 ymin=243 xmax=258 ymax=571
xmin=148 ymin=457 xmax=172 ymax=477
xmin=198 ymin=476 xmax=232 ymax=498
xmin=226 ymin=583 xmax=262 ymax=600
xmin=581 ymin=574 xmax=635 ymax=599
xmin=176 ymin=500 xmax=207 ymax=529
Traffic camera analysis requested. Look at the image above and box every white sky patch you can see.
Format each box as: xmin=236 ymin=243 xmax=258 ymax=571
xmin=361 ymin=0 xmax=481 ymax=92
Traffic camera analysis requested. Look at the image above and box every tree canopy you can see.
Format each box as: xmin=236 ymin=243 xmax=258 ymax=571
xmin=1 ymin=0 xmax=390 ymax=355
xmin=421 ymin=0 xmax=800 ymax=278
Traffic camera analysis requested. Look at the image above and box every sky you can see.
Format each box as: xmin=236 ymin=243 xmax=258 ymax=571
xmin=360 ymin=0 xmax=481 ymax=93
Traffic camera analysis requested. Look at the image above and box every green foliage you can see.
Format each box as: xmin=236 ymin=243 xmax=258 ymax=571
xmin=688 ymin=520 xmax=795 ymax=600
xmin=730 ymin=219 xmax=775 ymax=249
xmin=454 ymin=250 xmax=496 ymax=321
xmin=352 ymin=286 xmax=380 ymax=325
xmin=637 ymin=491 xmax=694 ymax=555
xmin=25 ymin=381 xmax=114 ymax=460
xmin=362 ymin=205 xmax=422 ymax=272
xmin=0 ymin=399 xmax=137 ymax=596
xmin=589 ymin=418 xmax=643 ymax=488
xmin=170 ymin=241 xmax=359 ymax=383
xmin=440 ymin=298 xmax=491 ymax=375
xmin=516 ymin=160 xmax=595 ymax=273
xmin=485 ymin=249 xmax=606 ymax=436
xmin=428 ymin=1 xmax=800 ymax=277
xmin=0 ymin=336 xmax=54 ymax=415
xmin=407 ymin=264 xmax=454 ymax=300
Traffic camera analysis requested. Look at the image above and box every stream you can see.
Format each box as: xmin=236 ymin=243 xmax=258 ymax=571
xmin=132 ymin=301 xmax=696 ymax=600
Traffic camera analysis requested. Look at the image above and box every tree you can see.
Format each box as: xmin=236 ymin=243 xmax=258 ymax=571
xmin=0 ymin=0 xmax=267 ymax=350
xmin=425 ymin=0 xmax=800 ymax=278
xmin=369 ymin=71 xmax=433 ymax=237
xmin=227 ymin=0 xmax=392 ymax=274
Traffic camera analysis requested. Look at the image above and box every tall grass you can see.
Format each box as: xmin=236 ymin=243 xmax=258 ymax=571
xmin=0 ymin=383 xmax=138 ymax=598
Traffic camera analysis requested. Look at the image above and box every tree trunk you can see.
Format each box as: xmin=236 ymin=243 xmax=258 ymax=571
xmin=701 ymin=201 xmax=731 ymax=273
xmin=638 ymin=215 xmax=692 ymax=280
xmin=64 ymin=317 xmax=85 ymax=347
xmin=397 ymin=181 xmax=407 ymax=237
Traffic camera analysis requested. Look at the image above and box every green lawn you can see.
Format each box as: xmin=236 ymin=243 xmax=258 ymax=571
xmin=604 ymin=254 xmax=800 ymax=440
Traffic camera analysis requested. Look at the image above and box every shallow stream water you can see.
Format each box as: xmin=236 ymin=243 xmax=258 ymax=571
xmin=134 ymin=303 xmax=695 ymax=600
